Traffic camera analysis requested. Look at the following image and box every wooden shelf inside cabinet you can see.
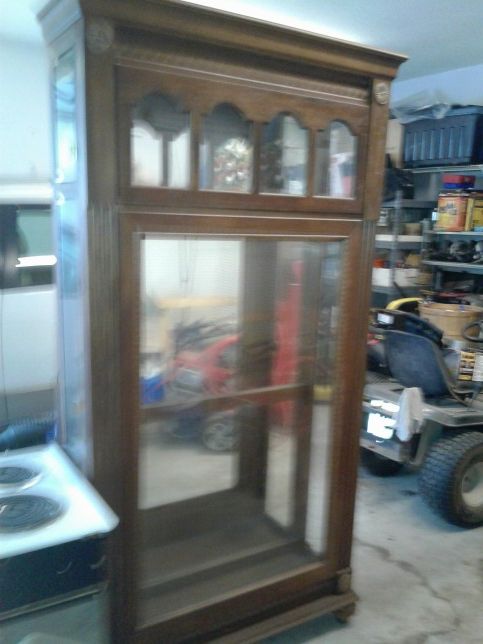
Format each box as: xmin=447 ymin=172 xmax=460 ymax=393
xmin=423 ymin=260 xmax=483 ymax=275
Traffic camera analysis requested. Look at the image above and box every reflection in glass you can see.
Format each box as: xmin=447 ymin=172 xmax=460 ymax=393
xmin=315 ymin=243 xmax=343 ymax=389
xmin=136 ymin=236 xmax=344 ymax=627
xmin=14 ymin=208 xmax=54 ymax=287
xmin=315 ymin=121 xmax=357 ymax=198
xmin=139 ymin=411 xmax=240 ymax=509
xmin=200 ymin=104 xmax=253 ymax=192
xmin=140 ymin=238 xmax=241 ymax=399
xmin=260 ymin=114 xmax=308 ymax=195
xmin=131 ymin=94 xmax=190 ymax=188
xmin=57 ymin=197 xmax=91 ymax=471
xmin=265 ymin=416 xmax=296 ymax=528
xmin=53 ymin=49 xmax=77 ymax=183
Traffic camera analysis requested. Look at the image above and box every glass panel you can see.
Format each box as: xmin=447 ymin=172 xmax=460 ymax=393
xmin=53 ymin=49 xmax=77 ymax=183
xmin=140 ymin=409 xmax=240 ymax=509
xmin=260 ymin=114 xmax=308 ymax=195
xmin=315 ymin=121 xmax=357 ymax=198
xmin=307 ymin=244 xmax=342 ymax=553
xmin=139 ymin=238 xmax=241 ymax=510
xmin=56 ymin=194 xmax=92 ymax=471
xmin=137 ymin=236 xmax=344 ymax=627
xmin=200 ymin=104 xmax=253 ymax=192
xmin=131 ymin=94 xmax=190 ymax=188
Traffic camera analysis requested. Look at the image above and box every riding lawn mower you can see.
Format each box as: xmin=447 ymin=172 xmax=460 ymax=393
xmin=361 ymin=298 xmax=483 ymax=527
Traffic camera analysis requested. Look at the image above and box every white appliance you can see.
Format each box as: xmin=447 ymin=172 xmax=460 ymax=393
xmin=0 ymin=442 xmax=118 ymax=623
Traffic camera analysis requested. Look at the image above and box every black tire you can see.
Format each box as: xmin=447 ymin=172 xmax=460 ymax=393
xmin=419 ymin=431 xmax=483 ymax=527
xmin=360 ymin=448 xmax=404 ymax=476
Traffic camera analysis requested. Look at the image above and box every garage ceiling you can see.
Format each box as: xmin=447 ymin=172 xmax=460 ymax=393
xmin=3 ymin=0 xmax=483 ymax=80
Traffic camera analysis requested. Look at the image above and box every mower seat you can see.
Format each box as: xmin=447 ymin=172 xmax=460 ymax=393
xmin=371 ymin=309 xmax=443 ymax=346
xmin=385 ymin=330 xmax=473 ymax=403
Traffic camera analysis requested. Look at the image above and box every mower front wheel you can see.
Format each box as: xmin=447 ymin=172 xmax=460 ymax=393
xmin=419 ymin=431 xmax=483 ymax=527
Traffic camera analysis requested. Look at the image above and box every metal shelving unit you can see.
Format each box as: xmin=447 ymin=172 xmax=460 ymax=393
xmin=395 ymin=165 xmax=483 ymax=294
xmin=423 ymin=260 xmax=483 ymax=275
xmin=375 ymin=234 xmax=422 ymax=249
xmin=372 ymin=191 xmax=435 ymax=304
xmin=372 ymin=284 xmax=421 ymax=295
xmin=426 ymin=231 xmax=483 ymax=241
xmin=410 ymin=164 xmax=483 ymax=175
xmin=380 ymin=199 xmax=436 ymax=208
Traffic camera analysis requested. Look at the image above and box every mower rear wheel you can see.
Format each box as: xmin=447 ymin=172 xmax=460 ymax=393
xmin=360 ymin=448 xmax=404 ymax=476
xmin=419 ymin=431 xmax=483 ymax=527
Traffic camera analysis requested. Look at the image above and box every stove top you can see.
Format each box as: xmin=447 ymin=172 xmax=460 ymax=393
xmin=0 ymin=494 xmax=64 ymax=532
xmin=0 ymin=443 xmax=118 ymax=559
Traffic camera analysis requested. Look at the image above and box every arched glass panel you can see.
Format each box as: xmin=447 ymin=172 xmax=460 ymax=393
xmin=260 ymin=114 xmax=308 ymax=196
xmin=314 ymin=121 xmax=357 ymax=199
xmin=54 ymin=48 xmax=77 ymax=183
xmin=131 ymin=93 xmax=190 ymax=189
xmin=200 ymin=103 xmax=253 ymax=192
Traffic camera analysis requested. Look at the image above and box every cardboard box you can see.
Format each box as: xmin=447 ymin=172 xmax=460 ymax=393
xmin=372 ymin=267 xmax=419 ymax=287
xmin=435 ymin=192 xmax=469 ymax=231
xmin=465 ymin=193 xmax=483 ymax=231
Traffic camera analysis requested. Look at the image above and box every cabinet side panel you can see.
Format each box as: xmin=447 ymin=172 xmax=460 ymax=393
xmin=363 ymin=79 xmax=391 ymax=221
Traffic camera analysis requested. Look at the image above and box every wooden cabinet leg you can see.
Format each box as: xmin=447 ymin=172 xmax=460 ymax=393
xmin=334 ymin=603 xmax=356 ymax=624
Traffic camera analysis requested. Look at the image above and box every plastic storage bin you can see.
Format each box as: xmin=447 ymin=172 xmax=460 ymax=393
xmin=442 ymin=174 xmax=475 ymax=189
xmin=419 ymin=302 xmax=483 ymax=340
xmin=403 ymin=107 xmax=483 ymax=168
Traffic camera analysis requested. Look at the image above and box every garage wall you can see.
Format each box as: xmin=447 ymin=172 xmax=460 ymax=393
xmin=392 ymin=63 xmax=483 ymax=107
xmin=0 ymin=38 xmax=52 ymax=183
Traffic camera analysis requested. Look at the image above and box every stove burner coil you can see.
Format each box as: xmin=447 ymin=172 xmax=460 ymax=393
xmin=0 ymin=466 xmax=39 ymax=487
xmin=0 ymin=495 xmax=64 ymax=532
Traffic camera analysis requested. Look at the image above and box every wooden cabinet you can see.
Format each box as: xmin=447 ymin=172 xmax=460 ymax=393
xmin=39 ymin=1 xmax=404 ymax=641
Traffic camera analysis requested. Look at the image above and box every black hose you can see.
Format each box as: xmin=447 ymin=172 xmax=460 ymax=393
xmin=0 ymin=414 xmax=56 ymax=451
xmin=462 ymin=320 xmax=483 ymax=343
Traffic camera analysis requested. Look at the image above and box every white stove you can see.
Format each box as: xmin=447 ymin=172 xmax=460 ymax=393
xmin=0 ymin=442 xmax=118 ymax=621
xmin=0 ymin=442 xmax=118 ymax=559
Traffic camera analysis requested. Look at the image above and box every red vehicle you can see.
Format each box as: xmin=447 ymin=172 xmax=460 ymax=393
xmin=167 ymin=261 xmax=302 ymax=450
xmin=165 ymin=330 xmax=239 ymax=452
xmin=168 ymin=325 xmax=297 ymax=451
xmin=170 ymin=334 xmax=238 ymax=396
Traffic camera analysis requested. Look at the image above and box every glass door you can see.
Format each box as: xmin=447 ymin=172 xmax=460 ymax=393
xmin=133 ymin=232 xmax=345 ymax=628
xmin=52 ymin=37 xmax=92 ymax=474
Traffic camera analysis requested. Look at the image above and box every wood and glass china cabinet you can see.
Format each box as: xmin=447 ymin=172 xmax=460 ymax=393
xmin=39 ymin=1 xmax=404 ymax=641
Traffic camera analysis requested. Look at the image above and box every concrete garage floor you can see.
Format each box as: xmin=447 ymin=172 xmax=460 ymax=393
xmin=3 ymin=465 xmax=483 ymax=643
xmin=267 ymin=467 xmax=483 ymax=644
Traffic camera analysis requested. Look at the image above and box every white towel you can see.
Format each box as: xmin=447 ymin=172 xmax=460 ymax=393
xmin=396 ymin=387 xmax=424 ymax=442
